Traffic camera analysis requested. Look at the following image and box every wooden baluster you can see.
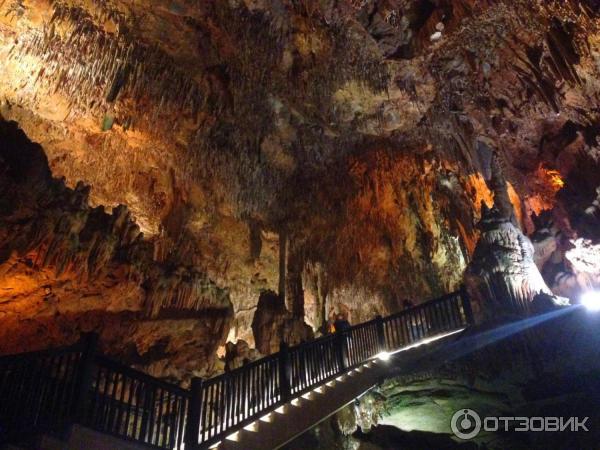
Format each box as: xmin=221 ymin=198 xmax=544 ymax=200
xmin=115 ymin=374 xmax=127 ymax=436
xmin=232 ymin=373 xmax=238 ymax=425
xmin=242 ymin=369 xmax=249 ymax=421
xmin=252 ymin=366 xmax=262 ymax=414
xmin=450 ymin=296 xmax=459 ymax=327
xmin=155 ymin=388 xmax=165 ymax=446
xmin=273 ymin=359 xmax=278 ymax=404
xmin=205 ymin=384 xmax=212 ymax=440
xmin=176 ymin=395 xmax=186 ymax=449
xmin=309 ymin=346 xmax=315 ymax=385
xmin=316 ymin=344 xmax=322 ymax=381
xmin=148 ymin=384 xmax=157 ymax=444
xmin=256 ymin=364 xmax=261 ymax=412
xmin=392 ymin=318 xmax=400 ymax=348
xmin=247 ymin=369 xmax=253 ymax=418
xmin=304 ymin=347 xmax=311 ymax=388
xmin=134 ymin=380 xmax=144 ymax=440
xmin=166 ymin=392 xmax=175 ymax=447
xmin=55 ymin=355 xmax=71 ymax=422
xmin=325 ymin=341 xmax=332 ymax=375
xmin=139 ymin=383 xmax=150 ymax=442
xmin=419 ymin=308 xmax=427 ymax=339
xmin=25 ymin=357 xmax=41 ymax=426
xmin=433 ymin=302 xmax=443 ymax=332
xmin=314 ymin=345 xmax=320 ymax=382
xmin=440 ymin=302 xmax=451 ymax=331
xmin=376 ymin=317 xmax=386 ymax=355
xmin=97 ymin=368 xmax=108 ymax=430
xmin=313 ymin=346 xmax=319 ymax=382
xmin=218 ymin=379 xmax=224 ymax=434
xmin=44 ymin=356 xmax=60 ymax=422
xmin=184 ymin=377 xmax=203 ymax=450
xmin=200 ymin=383 xmax=209 ymax=442
xmin=123 ymin=376 xmax=135 ymax=439
xmin=224 ymin=377 xmax=230 ymax=429
xmin=209 ymin=382 xmax=215 ymax=437
xmin=213 ymin=382 xmax=219 ymax=437
xmin=279 ymin=342 xmax=292 ymax=403
xmin=73 ymin=333 xmax=99 ymax=425
xmin=336 ymin=330 xmax=348 ymax=372
xmin=265 ymin=359 xmax=275 ymax=406
xmin=31 ymin=357 xmax=49 ymax=427
xmin=232 ymin=374 xmax=237 ymax=426
xmin=88 ymin=365 xmax=101 ymax=429
xmin=423 ymin=306 xmax=432 ymax=338
xmin=460 ymin=285 xmax=475 ymax=326
xmin=398 ymin=315 xmax=408 ymax=346
xmin=259 ymin=365 xmax=264 ymax=411
xmin=108 ymin=371 xmax=120 ymax=433
xmin=298 ymin=348 xmax=305 ymax=389
xmin=235 ymin=372 xmax=241 ymax=423
xmin=414 ymin=310 xmax=423 ymax=342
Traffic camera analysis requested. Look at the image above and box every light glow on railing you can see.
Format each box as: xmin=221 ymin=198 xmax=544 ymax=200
xmin=291 ymin=398 xmax=300 ymax=406
xmin=275 ymin=405 xmax=286 ymax=414
xmin=377 ymin=351 xmax=391 ymax=361
xmin=386 ymin=329 xmax=465 ymax=357
xmin=208 ymin=441 xmax=221 ymax=449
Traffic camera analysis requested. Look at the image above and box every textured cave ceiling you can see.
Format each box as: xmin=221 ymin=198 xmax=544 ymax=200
xmin=1 ymin=0 xmax=600 ymax=379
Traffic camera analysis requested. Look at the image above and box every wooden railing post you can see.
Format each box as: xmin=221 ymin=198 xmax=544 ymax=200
xmin=336 ymin=331 xmax=348 ymax=371
xmin=375 ymin=316 xmax=386 ymax=353
xmin=460 ymin=285 xmax=475 ymax=325
xmin=73 ymin=332 xmax=98 ymax=422
xmin=184 ymin=377 xmax=203 ymax=450
xmin=278 ymin=341 xmax=291 ymax=403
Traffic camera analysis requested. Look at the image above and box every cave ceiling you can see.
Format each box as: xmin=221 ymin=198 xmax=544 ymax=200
xmin=1 ymin=0 xmax=600 ymax=375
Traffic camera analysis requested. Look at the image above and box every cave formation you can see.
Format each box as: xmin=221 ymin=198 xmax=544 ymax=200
xmin=1 ymin=0 xmax=600 ymax=448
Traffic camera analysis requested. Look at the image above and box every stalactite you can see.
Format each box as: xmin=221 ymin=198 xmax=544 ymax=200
xmin=8 ymin=2 xmax=208 ymax=136
xmin=286 ymin=236 xmax=305 ymax=319
xmin=0 ymin=119 xmax=231 ymax=320
xmin=278 ymin=230 xmax=287 ymax=304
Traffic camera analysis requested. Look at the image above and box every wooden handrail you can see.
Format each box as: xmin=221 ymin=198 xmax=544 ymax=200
xmin=94 ymin=355 xmax=190 ymax=396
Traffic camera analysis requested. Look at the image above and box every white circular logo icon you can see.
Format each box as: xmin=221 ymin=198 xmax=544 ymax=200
xmin=451 ymin=409 xmax=482 ymax=440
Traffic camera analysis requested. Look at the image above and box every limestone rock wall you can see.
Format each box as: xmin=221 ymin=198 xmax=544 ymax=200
xmin=0 ymin=118 xmax=232 ymax=382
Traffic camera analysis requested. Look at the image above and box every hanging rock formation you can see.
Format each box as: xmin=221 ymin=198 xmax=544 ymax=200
xmin=465 ymin=156 xmax=569 ymax=319
xmin=251 ymin=290 xmax=313 ymax=355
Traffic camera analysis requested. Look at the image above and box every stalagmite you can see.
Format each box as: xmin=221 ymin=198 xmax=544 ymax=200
xmin=465 ymin=154 xmax=569 ymax=320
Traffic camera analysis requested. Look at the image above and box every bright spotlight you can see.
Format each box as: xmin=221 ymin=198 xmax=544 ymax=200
xmin=581 ymin=291 xmax=600 ymax=311
xmin=377 ymin=351 xmax=391 ymax=361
